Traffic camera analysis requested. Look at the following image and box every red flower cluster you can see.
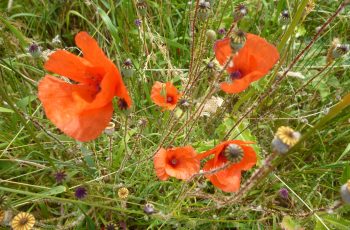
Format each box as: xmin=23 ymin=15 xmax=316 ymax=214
xmin=153 ymin=140 xmax=257 ymax=192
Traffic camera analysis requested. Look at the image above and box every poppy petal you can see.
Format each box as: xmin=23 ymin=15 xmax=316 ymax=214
xmin=38 ymin=75 xmax=113 ymax=142
xmin=154 ymin=148 xmax=170 ymax=181
xmin=75 ymin=31 xmax=112 ymax=70
xmin=44 ymin=50 xmax=93 ymax=84
xmin=220 ymin=71 xmax=262 ymax=93
xmin=214 ymin=38 xmax=232 ymax=66
xmin=244 ymin=33 xmax=279 ymax=75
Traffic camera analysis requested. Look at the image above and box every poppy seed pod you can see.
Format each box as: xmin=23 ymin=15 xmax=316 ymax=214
xmin=197 ymin=1 xmax=211 ymax=21
xmin=206 ymin=29 xmax=217 ymax=42
xmin=230 ymin=30 xmax=246 ymax=53
xmin=121 ymin=59 xmax=134 ymax=78
xmin=137 ymin=0 xmax=147 ymax=16
xmin=272 ymin=126 xmax=301 ymax=154
xmin=224 ymin=144 xmax=244 ymax=163
xmin=104 ymin=122 xmax=115 ymax=136
xmin=340 ymin=180 xmax=350 ymax=204
xmin=233 ymin=3 xmax=248 ymax=22
xmin=332 ymin=44 xmax=349 ymax=59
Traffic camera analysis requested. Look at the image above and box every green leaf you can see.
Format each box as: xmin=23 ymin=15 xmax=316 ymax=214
xmin=321 ymin=215 xmax=350 ymax=230
xmin=280 ymin=216 xmax=303 ymax=230
xmin=0 ymin=107 xmax=14 ymax=113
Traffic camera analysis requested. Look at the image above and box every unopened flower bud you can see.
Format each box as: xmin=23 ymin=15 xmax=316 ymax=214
xmin=104 ymin=122 xmax=115 ymax=136
xmin=206 ymin=29 xmax=217 ymax=42
xmin=137 ymin=0 xmax=147 ymax=16
xmin=28 ymin=43 xmax=42 ymax=58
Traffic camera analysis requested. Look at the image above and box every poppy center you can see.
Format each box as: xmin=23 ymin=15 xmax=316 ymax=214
xmin=222 ymin=144 xmax=244 ymax=163
xmin=166 ymin=96 xmax=174 ymax=103
xmin=118 ymin=98 xmax=128 ymax=110
xmin=19 ymin=218 xmax=28 ymax=225
xmin=169 ymin=158 xmax=178 ymax=166
xmin=230 ymin=70 xmax=243 ymax=80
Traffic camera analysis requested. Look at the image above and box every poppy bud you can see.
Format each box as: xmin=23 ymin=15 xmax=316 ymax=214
xmin=121 ymin=59 xmax=134 ymax=78
xmin=206 ymin=29 xmax=217 ymax=42
xmin=230 ymin=30 xmax=246 ymax=53
xmin=340 ymin=180 xmax=350 ymax=204
xmin=223 ymin=144 xmax=244 ymax=163
xmin=233 ymin=3 xmax=248 ymax=22
xmin=197 ymin=1 xmax=211 ymax=21
xmin=143 ymin=203 xmax=155 ymax=215
xmin=137 ymin=0 xmax=147 ymax=16
xmin=104 ymin=122 xmax=115 ymax=136
xmin=28 ymin=43 xmax=42 ymax=58
xmin=272 ymin=126 xmax=301 ymax=154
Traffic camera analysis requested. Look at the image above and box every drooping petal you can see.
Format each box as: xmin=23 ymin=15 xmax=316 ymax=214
xmin=220 ymin=71 xmax=262 ymax=93
xmin=44 ymin=50 xmax=93 ymax=84
xmin=38 ymin=76 xmax=113 ymax=142
xmin=75 ymin=31 xmax=112 ymax=70
xmin=214 ymin=38 xmax=232 ymax=66
xmin=244 ymin=33 xmax=280 ymax=78
xmin=154 ymin=148 xmax=170 ymax=181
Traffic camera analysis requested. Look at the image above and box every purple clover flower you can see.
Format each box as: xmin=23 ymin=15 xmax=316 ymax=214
xmin=75 ymin=187 xmax=87 ymax=200
xmin=135 ymin=19 xmax=142 ymax=27
xmin=279 ymin=188 xmax=289 ymax=199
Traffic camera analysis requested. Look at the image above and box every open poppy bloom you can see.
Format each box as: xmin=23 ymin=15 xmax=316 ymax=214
xmin=38 ymin=32 xmax=132 ymax=142
xmin=154 ymin=146 xmax=200 ymax=181
xmin=151 ymin=81 xmax=181 ymax=110
xmin=214 ymin=33 xmax=279 ymax=93
xmin=197 ymin=140 xmax=257 ymax=192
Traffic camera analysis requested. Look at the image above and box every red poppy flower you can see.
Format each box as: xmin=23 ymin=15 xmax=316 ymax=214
xmin=151 ymin=81 xmax=181 ymax=110
xmin=38 ymin=32 xmax=132 ymax=142
xmin=214 ymin=33 xmax=279 ymax=93
xmin=154 ymin=146 xmax=200 ymax=181
xmin=197 ymin=140 xmax=257 ymax=192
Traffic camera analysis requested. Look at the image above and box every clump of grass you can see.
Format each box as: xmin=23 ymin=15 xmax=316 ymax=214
xmin=1 ymin=0 xmax=350 ymax=229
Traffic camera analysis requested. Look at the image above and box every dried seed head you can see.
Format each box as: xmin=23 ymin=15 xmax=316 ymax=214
xmin=104 ymin=122 xmax=115 ymax=136
xmin=272 ymin=126 xmax=301 ymax=154
xmin=230 ymin=30 xmax=246 ymax=52
xmin=233 ymin=3 xmax=248 ymax=22
xmin=340 ymin=180 xmax=350 ymax=204
xmin=178 ymin=98 xmax=190 ymax=110
xmin=305 ymin=0 xmax=315 ymax=15
xmin=11 ymin=212 xmax=35 ymax=230
xmin=206 ymin=29 xmax=217 ymax=41
xmin=118 ymin=187 xmax=129 ymax=199
xmin=143 ymin=203 xmax=155 ymax=214
xmin=223 ymin=144 xmax=244 ymax=163
xmin=121 ymin=59 xmax=134 ymax=77
xmin=137 ymin=0 xmax=147 ymax=16
xmin=197 ymin=1 xmax=211 ymax=21
xmin=106 ymin=223 xmax=117 ymax=230
xmin=138 ymin=118 xmax=148 ymax=127
xmin=280 ymin=10 xmax=290 ymax=22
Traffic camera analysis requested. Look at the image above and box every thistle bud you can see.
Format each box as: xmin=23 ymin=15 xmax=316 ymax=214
xmin=206 ymin=29 xmax=217 ymax=42
xmin=121 ymin=58 xmax=134 ymax=78
xmin=230 ymin=30 xmax=246 ymax=52
xmin=197 ymin=1 xmax=211 ymax=21
xmin=137 ymin=0 xmax=147 ymax=16
xmin=233 ymin=3 xmax=248 ymax=22
xmin=340 ymin=180 xmax=350 ymax=204
xmin=28 ymin=43 xmax=42 ymax=58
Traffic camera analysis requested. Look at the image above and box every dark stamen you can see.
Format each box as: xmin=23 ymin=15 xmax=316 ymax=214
xmin=230 ymin=70 xmax=243 ymax=80
xmin=166 ymin=96 xmax=174 ymax=103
